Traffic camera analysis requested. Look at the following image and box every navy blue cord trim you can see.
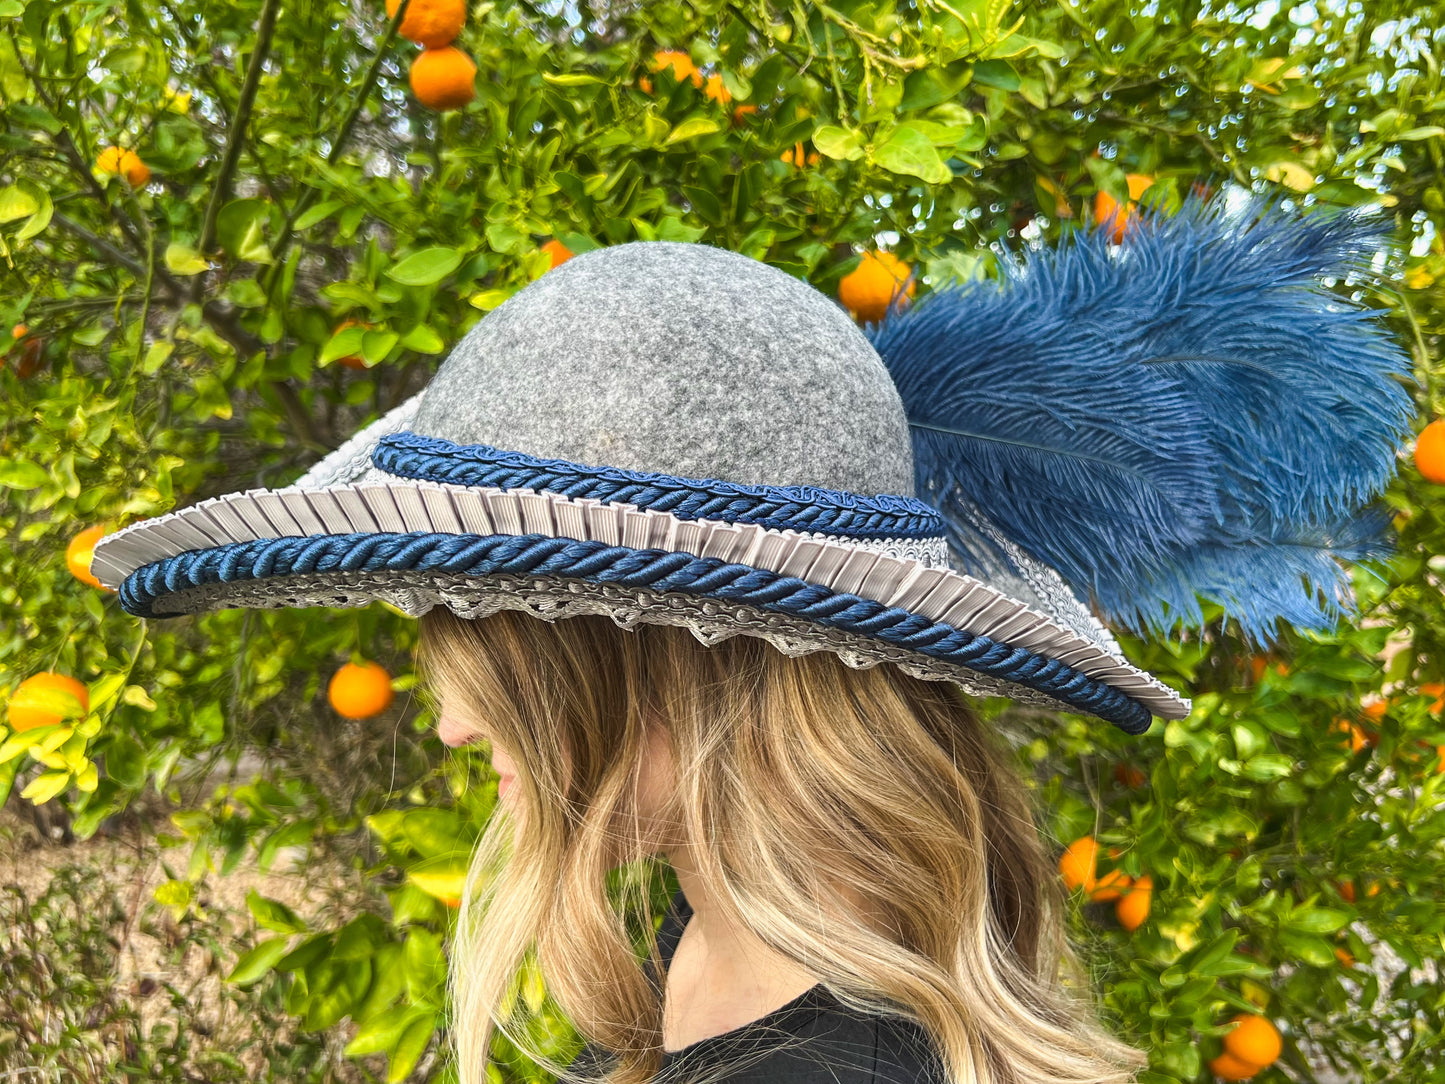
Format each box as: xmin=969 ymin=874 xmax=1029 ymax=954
xmin=118 ymin=531 xmax=1153 ymax=734
xmin=373 ymin=432 xmax=946 ymax=543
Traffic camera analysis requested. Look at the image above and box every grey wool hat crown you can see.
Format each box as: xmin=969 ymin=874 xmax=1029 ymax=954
xmin=93 ymin=237 xmax=1222 ymax=736
xmin=410 ymin=242 xmax=916 ymax=496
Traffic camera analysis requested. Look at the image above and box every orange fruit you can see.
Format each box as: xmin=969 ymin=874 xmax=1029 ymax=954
xmin=1334 ymin=946 xmax=1355 ymax=968
xmin=1416 ymin=419 xmax=1445 ymax=484
xmin=410 ymin=46 xmax=477 ymax=111
xmin=1112 ymin=762 xmax=1147 ymax=788
xmin=779 ymin=142 xmax=820 ymax=168
xmin=1208 ymin=1052 xmax=1261 ymax=1080
xmin=838 ymin=250 xmax=915 ymax=324
xmin=6 ymin=673 xmax=90 ymax=732
xmin=385 ymin=0 xmax=465 ymax=47
xmin=541 ymin=239 xmax=573 ymax=269
xmin=1093 ymin=173 xmax=1153 ymax=243
xmin=731 ymin=104 xmax=758 ymax=125
xmin=1362 ymin=699 xmax=1388 ymax=720
xmin=1333 ymin=718 xmax=1375 ymax=754
xmin=1337 ymin=879 xmax=1380 ymax=903
xmin=1114 ymin=874 xmax=1152 ymax=931
xmin=649 ymin=49 xmax=702 ymax=88
xmin=703 ymin=73 xmax=732 ymax=104
xmin=97 ymin=146 xmax=151 ymax=187
xmin=66 ymin=525 xmax=110 ymax=589
xmin=637 ymin=74 xmax=654 ymax=94
xmin=1223 ymin=1014 xmax=1282 ymax=1070
xmin=1436 ymin=744 xmax=1445 ymax=774
xmin=1058 ymin=836 xmax=1099 ymax=893
xmin=7 ymin=323 xmax=43 ymax=378
xmin=327 ymin=660 xmax=395 ymax=719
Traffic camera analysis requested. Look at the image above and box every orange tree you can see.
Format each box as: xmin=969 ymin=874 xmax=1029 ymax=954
xmin=3 ymin=0 xmax=1445 ymax=1081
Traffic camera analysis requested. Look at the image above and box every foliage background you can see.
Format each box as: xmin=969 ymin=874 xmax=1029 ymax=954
xmin=4 ymin=0 xmax=1445 ymax=1080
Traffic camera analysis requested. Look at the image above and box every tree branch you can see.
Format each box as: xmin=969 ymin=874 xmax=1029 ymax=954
xmin=264 ymin=0 xmax=412 ymax=287
xmin=197 ymin=0 xmax=284 ymax=259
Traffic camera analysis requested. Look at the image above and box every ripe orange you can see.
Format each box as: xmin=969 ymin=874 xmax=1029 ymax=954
xmin=97 ymin=146 xmax=151 ymax=187
xmin=780 ymin=142 xmax=821 ymax=168
xmin=1112 ymin=762 xmax=1147 ymax=788
xmin=1223 ymin=1014 xmax=1282 ymax=1070
xmin=1336 ymin=879 xmax=1380 ymax=904
xmin=1334 ymin=945 xmax=1356 ymax=968
xmin=327 ymin=660 xmax=394 ymax=719
xmin=1114 ymin=874 xmax=1152 ymax=932
xmin=1416 ymin=419 xmax=1445 ymax=484
xmin=386 ymin=0 xmax=465 ymax=47
xmin=6 ymin=673 xmax=90 ymax=732
xmin=1058 ymin=836 xmax=1099 ymax=893
xmin=731 ymin=104 xmax=758 ymax=125
xmin=838 ymin=250 xmax=915 ymax=324
xmin=1093 ymin=173 xmax=1153 ymax=243
xmin=637 ymin=74 xmax=654 ymax=94
xmin=66 ymin=525 xmax=109 ymax=589
xmin=541 ymin=239 xmax=573 ymax=269
xmin=1207 ymin=1052 xmax=1261 ymax=1080
xmin=703 ymin=73 xmax=732 ymax=104
xmin=7 ymin=324 xmax=43 ymax=378
xmin=650 ymin=49 xmax=702 ymax=88
xmin=1362 ymin=699 xmax=1388 ymax=720
xmin=1333 ymin=718 xmax=1376 ymax=754
xmin=410 ymin=46 xmax=477 ymax=111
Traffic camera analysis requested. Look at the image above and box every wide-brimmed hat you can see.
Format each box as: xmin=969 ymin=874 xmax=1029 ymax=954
xmin=93 ymin=204 xmax=1414 ymax=735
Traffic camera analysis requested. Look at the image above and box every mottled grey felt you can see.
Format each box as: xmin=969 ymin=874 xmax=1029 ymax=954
xmin=411 ymin=242 xmax=916 ymax=496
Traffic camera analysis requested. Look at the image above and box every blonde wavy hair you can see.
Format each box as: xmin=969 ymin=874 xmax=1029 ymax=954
xmin=419 ymin=607 xmax=1141 ymax=1084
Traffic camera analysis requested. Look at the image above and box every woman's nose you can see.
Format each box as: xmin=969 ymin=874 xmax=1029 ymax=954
xmin=438 ymin=714 xmax=483 ymax=747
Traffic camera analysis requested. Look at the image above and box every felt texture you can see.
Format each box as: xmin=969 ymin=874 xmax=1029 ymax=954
xmin=411 ymin=242 xmax=915 ymax=496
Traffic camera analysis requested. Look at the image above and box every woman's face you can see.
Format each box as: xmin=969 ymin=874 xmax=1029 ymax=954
xmin=436 ymin=707 xmax=678 ymax=846
xmin=438 ymin=711 xmax=520 ymax=799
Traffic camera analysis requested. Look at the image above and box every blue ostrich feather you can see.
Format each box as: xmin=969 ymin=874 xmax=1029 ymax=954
xmin=868 ymin=197 xmax=1415 ymax=640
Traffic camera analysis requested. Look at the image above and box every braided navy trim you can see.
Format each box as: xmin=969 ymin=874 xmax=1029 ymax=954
xmin=118 ymin=531 xmax=1152 ymax=734
xmin=373 ymin=432 xmax=946 ymax=543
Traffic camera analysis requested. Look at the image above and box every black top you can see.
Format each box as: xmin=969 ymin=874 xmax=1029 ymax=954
xmin=569 ymin=892 xmax=946 ymax=1083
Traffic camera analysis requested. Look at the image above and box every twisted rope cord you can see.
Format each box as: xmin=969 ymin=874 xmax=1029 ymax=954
xmin=374 ymin=432 xmax=946 ymax=542
xmin=120 ymin=531 xmax=1152 ymax=733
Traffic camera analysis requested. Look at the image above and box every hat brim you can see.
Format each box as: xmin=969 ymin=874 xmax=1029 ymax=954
xmin=93 ymin=476 xmax=1188 ymax=734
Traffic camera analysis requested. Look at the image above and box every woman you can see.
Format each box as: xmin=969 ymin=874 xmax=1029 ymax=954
xmin=95 ymin=208 xmax=1411 ymax=1083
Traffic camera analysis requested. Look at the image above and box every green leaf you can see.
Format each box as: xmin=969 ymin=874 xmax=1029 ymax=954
xmin=227 ymin=936 xmax=293 ymax=986
xmin=0 ymin=185 xmax=38 ymax=224
xmin=388 ymin=1010 xmax=437 ymax=1082
xmin=164 ymin=243 xmax=210 ymax=276
xmin=247 ymin=890 xmax=309 ymax=934
xmin=386 ymin=247 xmax=463 ymax=286
xmin=666 ymin=117 xmax=723 ymax=144
xmin=400 ymin=324 xmax=446 ymax=354
xmin=812 ymin=125 xmax=865 ymax=161
xmin=20 ymin=770 xmax=71 ymax=804
xmin=293 ymin=200 xmax=345 ymax=231
xmin=319 ymin=325 xmax=367 ymax=365
xmin=872 ymin=127 xmax=953 ymax=184
xmin=140 ymin=341 xmax=174 ymax=374
xmin=542 ymin=71 xmax=604 ymax=86
xmin=216 ymin=199 xmax=273 ymax=262
xmin=0 ymin=458 xmax=49 ymax=489
xmin=1284 ymin=906 xmax=1350 ymax=935
xmin=346 ymin=1004 xmax=427 ymax=1057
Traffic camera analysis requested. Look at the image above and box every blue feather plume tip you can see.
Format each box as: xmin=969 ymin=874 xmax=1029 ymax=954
xmin=868 ymin=198 xmax=1415 ymax=644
